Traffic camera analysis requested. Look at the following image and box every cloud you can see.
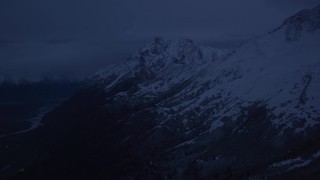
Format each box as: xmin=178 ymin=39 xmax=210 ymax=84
xmin=0 ymin=0 xmax=319 ymax=79
xmin=1 ymin=0 xmax=317 ymax=42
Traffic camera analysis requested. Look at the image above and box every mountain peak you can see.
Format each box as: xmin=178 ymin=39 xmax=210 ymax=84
xmin=271 ymin=4 xmax=320 ymax=41
xmin=132 ymin=37 xmax=222 ymax=72
xmin=173 ymin=38 xmax=199 ymax=52
xmin=139 ymin=37 xmax=169 ymax=56
xmin=175 ymin=37 xmax=195 ymax=46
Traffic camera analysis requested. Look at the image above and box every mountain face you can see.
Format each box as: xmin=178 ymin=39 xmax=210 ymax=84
xmin=17 ymin=5 xmax=320 ymax=179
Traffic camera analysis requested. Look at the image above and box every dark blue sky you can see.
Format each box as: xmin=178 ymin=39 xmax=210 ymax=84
xmin=0 ymin=0 xmax=319 ymax=80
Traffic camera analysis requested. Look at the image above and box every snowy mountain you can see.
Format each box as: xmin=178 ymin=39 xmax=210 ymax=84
xmin=18 ymin=4 xmax=320 ymax=179
xmin=93 ymin=5 xmax=320 ymax=136
xmin=92 ymin=37 xmax=226 ymax=85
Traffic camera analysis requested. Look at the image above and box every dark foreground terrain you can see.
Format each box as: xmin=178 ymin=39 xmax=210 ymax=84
xmin=0 ymin=80 xmax=82 ymax=179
